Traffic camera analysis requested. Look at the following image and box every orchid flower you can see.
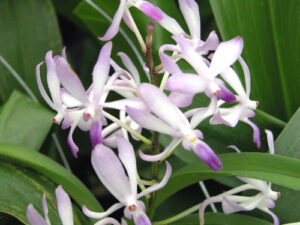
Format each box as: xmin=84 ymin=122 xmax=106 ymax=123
xmin=27 ymin=185 xmax=73 ymax=225
xmin=83 ymin=136 xmax=172 ymax=225
xmin=199 ymin=130 xmax=279 ymax=225
xmin=126 ymin=83 xmax=222 ymax=171
xmin=99 ymin=0 xmax=184 ymax=43
xmin=209 ymin=57 xmax=261 ymax=148
xmin=163 ymin=35 xmax=243 ymax=107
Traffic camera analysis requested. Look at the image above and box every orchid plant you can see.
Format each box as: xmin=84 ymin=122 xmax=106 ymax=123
xmin=1 ymin=0 xmax=297 ymax=225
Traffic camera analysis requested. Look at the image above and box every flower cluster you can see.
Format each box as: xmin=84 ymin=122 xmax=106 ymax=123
xmin=26 ymin=0 xmax=280 ymax=225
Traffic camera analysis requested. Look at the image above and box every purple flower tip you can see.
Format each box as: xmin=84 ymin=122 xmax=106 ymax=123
xmin=138 ymin=2 xmax=163 ymax=22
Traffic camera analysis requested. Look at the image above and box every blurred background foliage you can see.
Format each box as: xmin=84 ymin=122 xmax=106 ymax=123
xmin=0 ymin=0 xmax=299 ymax=224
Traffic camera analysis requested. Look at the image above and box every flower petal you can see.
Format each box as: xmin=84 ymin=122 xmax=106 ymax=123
xmin=83 ymin=203 xmax=123 ymax=219
xmin=94 ymin=217 xmax=121 ymax=225
xmin=117 ymin=52 xmax=140 ymax=84
xmin=165 ymin=74 xmax=208 ymax=94
xmin=61 ymin=88 xmax=82 ymax=107
xmin=42 ymin=194 xmax=50 ymax=225
xmin=26 ymin=204 xmax=48 ymax=225
xmin=260 ymin=208 xmax=280 ymax=225
xmin=93 ymin=42 xmax=112 ymax=104
xmin=157 ymin=11 xmax=185 ymax=35
xmin=196 ymin=31 xmax=219 ymax=53
xmin=137 ymin=161 xmax=172 ymax=198
xmin=117 ymin=135 xmax=137 ymax=195
xmin=242 ymin=118 xmax=261 ymax=148
xmin=210 ymin=105 xmax=243 ymax=127
xmin=138 ymin=83 xmax=190 ymax=132
xmin=159 ymin=51 xmax=181 ymax=74
xmin=192 ymin=141 xmax=222 ymax=171
xmin=133 ymin=211 xmax=151 ymax=225
xmin=168 ymin=91 xmax=194 ymax=108
xmin=136 ymin=1 xmax=163 ymax=22
xmin=126 ymin=105 xmax=178 ymax=137
xmin=99 ymin=0 xmax=126 ymax=41
xmin=209 ymin=36 xmax=243 ymax=77
xmin=56 ymin=185 xmax=74 ymax=225
xmin=92 ymin=144 xmax=132 ymax=203
xmin=239 ymin=57 xmax=251 ymax=97
xmin=216 ymin=83 xmax=236 ymax=103
xmin=265 ymin=129 xmax=275 ymax=154
xmin=178 ymin=0 xmax=200 ymax=39
xmin=222 ymin=196 xmax=248 ymax=214
xmin=220 ymin=67 xmax=246 ymax=98
xmin=55 ymin=57 xmax=88 ymax=104
xmin=90 ymin=120 xmax=103 ymax=148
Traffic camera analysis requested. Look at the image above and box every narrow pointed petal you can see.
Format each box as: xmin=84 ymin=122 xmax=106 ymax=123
xmin=261 ymin=208 xmax=280 ymax=225
xmin=172 ymin=35 xmax=210 ymax=76
xmin=36 ymin=62 xmax=55 ymax=109
xmin=103 ymin=129 xmax=121 ymax=148
xmin=222 ymin=197 xmax=248 ymax=214
xmin=192 ymin=141 xmax=222 ymax=171
xmin=126 ymin=105 xmax=178 ymax=136
xmin=237 ymin=177 xmax=269 ymax=191
xmin=90 ymin=120 xmax=103 ymax=148
xmin=55 ymin=57 xmax=88 ymax=104
xmin=103 ymin=99 xmax=145 ymax=111
xmin=99 ymin=0 xmax=126 ymax=41
xmin=239 ymin=57 xmax=251 ymax=97
xmin=95 ymin=217 xmax=121 ymax=225
xmin=165 ymin=74 xmax=207 ymax=94
xmin=45 ymin=51 xmax=61 ymax=107
xmin=83 ymin=203 xmax=123 ymax=219
xmin=117 ymin=52 xmax=140 ymax=84
xmin=199 ymin=196 xmax=221 ymax=225
xmin=220 ymin=67 xmax=246 ymax=98
xmin=209 ymin=36 xmax=243 ymax=77
xmin=56 ymin=186 xmax=74 ymax=225
xmin=243 ymin=119 xmax=261 ymax=148
xmin=117 ymin=135 xmax=137 ymax=195
xmin=216 ymin=83 xmax=236 ymax=103
xmin=210 ymin=105 xmax=243 ymax=127
xmin=136 ymin=1 xmax=163 ymax=22
xmin=265 ymin=129 xmax=275 ymax=154
xmin=139 ymin=138 xmax=180 ymax=162
xmin=137 ymin=162 xmax=172 ymax=198
xmin=42 ymin=194 xmax=50 ymax=225
xmin=179 ymin=0 xmax=200 ymax=39
xmin=138 ymin=83 xmax=190 ymax=132
xmin=68 ymin=118 xmax=81 ymax=158
xmin=61 ymin=88 xmax=82 ymax=107
xmin=196 ymin=31 xmax=219 ymax=52
xmin=168 ymin=91 xmax=194 ymax=108
xmin=26 ymin=204 xmax=48 ymax=225
xmin=133 ymin=212 xmax=151 ymax=225
xmin=159 ymin=52 xmax=181 ymax=74
xmin=93 ymin=42 xmax=112 ymax=104
xmin=92 ymin=144 xmax=132 ymax=202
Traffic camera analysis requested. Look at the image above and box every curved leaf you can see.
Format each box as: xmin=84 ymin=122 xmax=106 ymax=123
xmin=0 ymin=143 xmax=103 ymax=213
xmin=0 ymin=159 xmax=88 ymax=225
xmin=154 ymin=153 xmax=300 ymax=209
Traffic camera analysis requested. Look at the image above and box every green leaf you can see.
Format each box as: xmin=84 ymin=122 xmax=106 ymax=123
xmin=270 ymin=107 xmax=300 ymax=222
xmin=0 ymin=158 xmax=88 ymax=225
xmin=0 ymin=90 xmax=53 ymax=151
xmin=0 ymin=0 xmax=62 ymax=102
xmin=0 ymin=143 xmax=103 ymax=213
xmin=209 ymin=0 xmax=300 ymax=121
xmin=154 ymin=153 xmax=300 ymax=210
xmin=167 ymin=213 xmax=272 ymax=225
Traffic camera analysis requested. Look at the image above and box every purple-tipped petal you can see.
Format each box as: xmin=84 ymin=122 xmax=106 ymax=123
xmin=192 ymin=142 xmax=222 ymax=171
xmin=133 ymin=211 xmax=151 ymax=225
xmin=138 ymin=83 xmax=190 ymax=132
xmin=117 ymin=135 xmax=137 ymax=195
xmin=55 ymin=57 xmax=88 ymax=104
xmin=209 ymin=36 xmax=244 ymax=77
xmin=265 ymin=129 xmax=275 ymax=154
xmin=26 ymin=204 xmax=48 ymax=225
xmin=216 ymin=83 xmax=236 ymax=103
xmin=239 ymin=57 xmax=251 ymax=97
xmin=165 ymin=74 xmax=207 ymax=94
xmin=137 ymin=162 xmax=172 ymax=198
xmin=157 ymin=11 xmax=185 ymax=35
xmin=159 ymin=51 xmax=181 ymax=74
xmin=227 ymin=145 xmax=241 ymax=153
xmin=55 ymin=185 xmax=74 ymax=225
xmin=136 ymin=1 xmax=163 ymax=22
xmin=42 ymin=194 xmax=50 ymax=225
xmin=126 ymin=105 xmax=178 ymax=136
xmin=93 ymin=42 xmax=112 ymax=104
xmin=99 ymin=0 xmax=126 ymax=41
xmin=222 ymin=197 xmax=248 ymax=214
xmin=92 ymin=144 xmax=132 ymax=203
xmin=168 ymin=91 xmax=194 ymax=108
xmin=220 ymin=67 xmax=246 ymax=98
xmin=178 ymin=0 xmax=200 ymax=39
xmin=68 ymin=120 xmax=80 ymax=158
xmin=261 ymin=209 xmax=280 ymax=225
xmin=243 ymin=119 xmax=261 ymax=148
xmin=90 ymin=120 xmax=103 ymax=148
